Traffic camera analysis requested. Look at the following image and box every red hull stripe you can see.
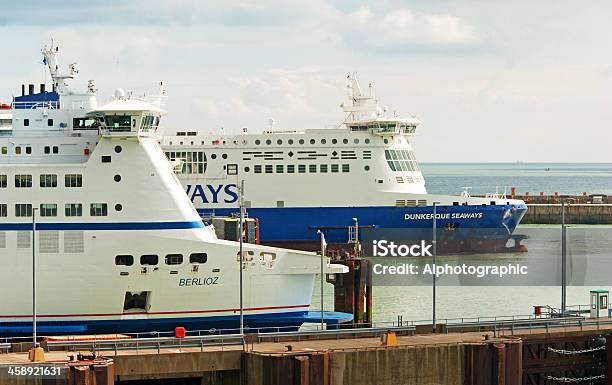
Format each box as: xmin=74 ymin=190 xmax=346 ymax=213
xmin=0 ymin=304 xmax=311 ymax=319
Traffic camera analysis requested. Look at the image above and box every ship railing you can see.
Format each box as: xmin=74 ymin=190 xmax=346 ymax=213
xmin=45 ymin=333 xmax=245 ymax=355
xmin=11 ymin=100 xmax=60 ymax=110
xmin=253 ymin=325 xmax=416 ymax=344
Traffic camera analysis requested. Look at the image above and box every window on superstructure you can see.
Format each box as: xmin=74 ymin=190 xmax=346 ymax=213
xmin=266 ymin=139 xmax=271 ymax=145
xmin=140 ymin=254 xmax=158 ymax=265
xmin=44 ymin=146 xmax=50 ymax=154
xmin=165 ymin=254 xmax=183 ymax=265
xmin=189 ymin=253 xmax=207 ymax=264
xmin=40 ymin=204 xmax=57 ymax=217
xmin=0 ymin=204 xmax=6 ymax=217
xmin=331 ymin=164 xmax=339 ymax=173
xmin=332 ymin=139 xmax=337 ymax=144
xmin=384 ymin=150 xmax=419 ymax=173
xmin=73 ymin=118 xmax=98 ymax=130
xmin=176 ymin=132 xmax=186 ymax=136
xmin=342 ymin=164 xmax=350 ymax=173
xmin=115 ymin=255 xmax=134 ymax=266
xmin=104 ymin=115 xmax=131 ymax=132
xmin=343 ymin=139 xmax=348 ymax=144
xmin=299 ymin=139 xmax=304 ymax=144
xmin=265 ymin=165 xmax=273 ymax=173
xmin=65 ymin=203 xmax=82 ymax=217
xmin=276 ymin=165 xmax=284 ymax=173
xmin=254 ymin=165 xmax=262 ymax=174
xmin=52 ymin=146 xmax=58 ymax=154
xmin=65 ymin=174 xmax=83 ymax=187
xmin=90 ymin=203 xmax=108 ymax=217
xmin=309 ymin=164 xmax=316 ymax=173
xmin=15 ymin=204 xmax=32 ymax=217
xmin=15 ymin=146 xmax=21 ymax=155
xmin=15 ymin=174 xmax=32 ymax=188
xmin=1 ymin=147 xmax=6 ymax=155
xmin=26 ymin=146 xmax=31 ymax=154
xmin=309 ymin=139 xmax=315 ymax=144
xmin=24 ymin=119 xmax=29 ymax=127
xmin=187 ymin=132 xmax=196 ymax=136
xmin=0 ymin=175 xmax=6 ymax=188
xmin=47 ymin=119 xmax=53 ymax=127
xmin=320 ymin=164 xmax=328 ymax=173
xmin=40 ymin=174 xmax=57 ymax=188
xmin=165 ymin=151 xmax=206 ymax=174
xmin=287 ymin=165 xmax=295 ymax=173
xmin=298 ymin=164 xmax=306 ymax=173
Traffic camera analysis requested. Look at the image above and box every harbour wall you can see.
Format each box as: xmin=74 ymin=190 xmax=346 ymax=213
xmin=522 ymin=204 xmax=612 ymax=224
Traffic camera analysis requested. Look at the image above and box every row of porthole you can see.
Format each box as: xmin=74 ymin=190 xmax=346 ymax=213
xmin=169 ymin=137 xmax=390 ymax=146
xmin=254 ymin=138 xmax=372 ymax=146
xmin=243 ymin=165 xmax=370 ymax=173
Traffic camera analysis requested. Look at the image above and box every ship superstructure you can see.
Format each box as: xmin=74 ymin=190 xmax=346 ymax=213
xmin=162 ymin=74 xmax=528 ymax=253
xmin=0 ymin=42 xmax=347 ymax=336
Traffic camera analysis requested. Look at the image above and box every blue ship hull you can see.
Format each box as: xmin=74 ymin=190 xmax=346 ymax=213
xmin=200 ymin=203 xmax=528 ymax=254
xmin=0 ymin=311 xmax=353 ymax=337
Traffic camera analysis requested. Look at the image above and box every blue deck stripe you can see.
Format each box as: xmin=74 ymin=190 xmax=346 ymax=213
xmin=0 ymin=221 xmax=204 ymax=231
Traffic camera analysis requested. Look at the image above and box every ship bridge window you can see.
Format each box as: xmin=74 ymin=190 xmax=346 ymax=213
xmin=384 ymin=150 xmax=419 ymax=172
xmin=0 ymin=204 xmax=6 ymax=217
xmin=141 ymin=115 xmax=158 ymax=131
xmin=0 ymin=175 xmax=6 ymax=188
xmin=165 ymin=151 xmax=206 ymax=174
xmin=15 ymin=174 xmax=32 ymax=188
xmin=104 ymin=115 xmax=131 ymax=132
xmin=73 ymin=117 xmax=99 ymax=130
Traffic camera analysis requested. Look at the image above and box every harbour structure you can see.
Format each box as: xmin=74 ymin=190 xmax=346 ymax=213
xmin=0 ymin=42 xmax=348 ymax=336
xmin=162 ymin=74 xmax=528 ymax=254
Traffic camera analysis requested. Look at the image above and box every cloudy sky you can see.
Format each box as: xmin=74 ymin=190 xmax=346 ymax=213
xmin=1 ymin=1 xmax=611 ymax=162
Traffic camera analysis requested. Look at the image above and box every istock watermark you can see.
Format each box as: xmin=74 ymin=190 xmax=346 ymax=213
xmin=373 ymin=263 xmax=529 ymax=279
xmin=372 ymin=240 xmax=432 ymax=257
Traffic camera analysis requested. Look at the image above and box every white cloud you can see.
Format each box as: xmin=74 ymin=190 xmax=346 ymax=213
xmin=345 ymin=6 xmax=478 ymax=48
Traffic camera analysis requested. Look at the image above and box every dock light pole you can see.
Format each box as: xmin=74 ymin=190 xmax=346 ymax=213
xmin=352 ymin=218 xmax=359 ymax=255
xmin=32 ymin=207 xmax=38 ymax=348
xmin=238 ymin=179 xmax=245 ymax=337
xmin=561 ymin=202 xmax=567 ymax=315
xmin=318 ymin=230 xmax=326 ymax=330
xmin=432 ymin=202 xmax=439 ymax=333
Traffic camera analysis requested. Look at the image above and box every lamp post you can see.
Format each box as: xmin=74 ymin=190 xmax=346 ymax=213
xmin=352 ymin=217 xmax=359 ymax=255
xmin=318 ymin=230 xmax=326 ymax=330
xmin=561 ymin=202 xmax=567 ymax=315
xmin=32 ymin=207 xmax=38 ymax=348
xmin=432 ymin=202 xmax=439 ymax=333
xmin=238 ymin=179 xmax=245 ymax=337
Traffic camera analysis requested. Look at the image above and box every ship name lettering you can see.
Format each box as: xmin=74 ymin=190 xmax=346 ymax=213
xmin=404 ymin=212 xmax=483 ymax=220
xmin=179 ymin=277 xmax=219 ymax=287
